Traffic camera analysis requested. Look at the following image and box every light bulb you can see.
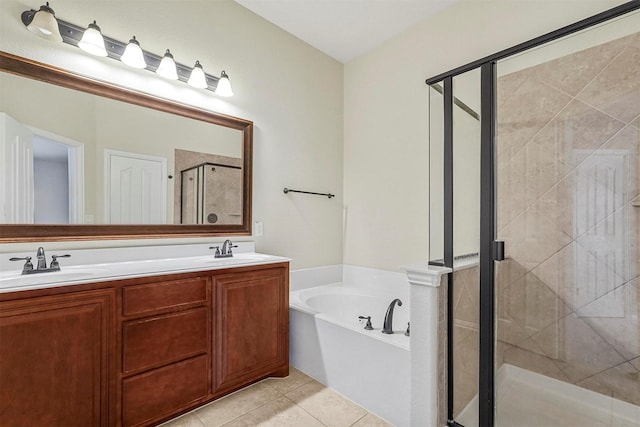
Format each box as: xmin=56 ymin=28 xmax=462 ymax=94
xmin=25 ymin=2 xmax=62 ymax=42
xmin=187 ymin=60 xmax=207 ymax=89
xmin=121 ymin=36 xmax=146 ymax=69
xmin=156 ymin=49 xmax=178 ymax=80
xmin=78 ymin=21 xmax=107 ymax=57
xmin=215 ymin=70 xmax=233 ymax=97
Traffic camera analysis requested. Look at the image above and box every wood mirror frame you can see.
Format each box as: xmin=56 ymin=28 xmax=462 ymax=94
xmin=0 ymin=52 xmax=252 ymax=242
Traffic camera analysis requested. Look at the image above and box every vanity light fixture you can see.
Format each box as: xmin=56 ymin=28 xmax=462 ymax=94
xmin=215 ymin=71 xmax=233 ymax=97
xmin=77 ymin=20 xmax=107 ymax=57
xmin=120 ymin=36 xmax=146 ymax=69
xmin=188 ymin=61 xmax=208 ymax=89
xmin=156 ymin=49 xmax=178 ymax=80
xmin=21 ymin=2 xmax=62 ymax=42
xmin=20 ymin=4 xmax=234 ymax=96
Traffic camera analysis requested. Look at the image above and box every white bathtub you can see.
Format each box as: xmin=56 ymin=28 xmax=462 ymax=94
xmin=289 ymin=265 xmax=411 ymax=426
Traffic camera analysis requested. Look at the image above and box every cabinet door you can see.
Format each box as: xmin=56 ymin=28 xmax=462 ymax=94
xmin=213 ymin=266 xmax=289 ymax=393
xmin=0 ymin=289 xmax=115 ymax=427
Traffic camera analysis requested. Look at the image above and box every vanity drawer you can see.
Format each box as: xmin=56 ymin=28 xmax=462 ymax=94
xmin=123 ymin=355 xmax=209 ymax=427
xmin=122 ymin=277 xmax=208 ymax=316
xmin=123 ymin=307 xmax=208 ymax=374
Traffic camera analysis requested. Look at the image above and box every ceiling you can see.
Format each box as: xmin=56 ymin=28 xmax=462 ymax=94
xmin=234 ymin=0 xmax=460 ymax=63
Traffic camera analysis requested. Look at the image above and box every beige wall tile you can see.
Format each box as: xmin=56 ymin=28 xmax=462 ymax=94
xmin=505 ymin=272 xmax=571 ymax=337
xmin=501 ymin=343 xmax=570 ymax=383
xmin=577 ymin=46 xmax=640 ymax=124
xmin=577 ymin=362 xmax=640 ymax=406
xmin=579 ymin=279 xmax=640 ymax=361
xmin=522 ymin=40 xmax=626 ymax=96
xmin=497 ymin=78 xmax=572 ymax=158
xmin=526 ymin=99 xmax=625 ymax=198
xmin=453 ymin=326 xmax=479 ymax=417
xmin=531 ymin=313 xmax=626 ymax=383
xmin=532 ymin=242 xmax=622 ymax=312
xmin=500 ymin=208 xmax=572 ymax=271
xmin=453 ymin=266 xmax=480 ymax=327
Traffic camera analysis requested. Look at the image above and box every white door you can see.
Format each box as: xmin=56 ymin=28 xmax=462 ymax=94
xmin=0 ymin=113 xmax=34 ymax=223
xmin=104 ymin=149 xmax=167 ymax=224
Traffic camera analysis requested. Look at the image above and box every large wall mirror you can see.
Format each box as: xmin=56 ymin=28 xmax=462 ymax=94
xmin=0 ymin=52 xmax=252 ymax=242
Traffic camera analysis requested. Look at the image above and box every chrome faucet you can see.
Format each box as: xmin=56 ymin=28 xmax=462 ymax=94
xmin=210 ymin=239 xmax=238 ymax=259
xmin=382 ymin=298 xmax=403 ymax=334
xmin=36 ymin=247 xmax=47 ymax=270
xmin=10 ymin=247 xmax=71 ymax=275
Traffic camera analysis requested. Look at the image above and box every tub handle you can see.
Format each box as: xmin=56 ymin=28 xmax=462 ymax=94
xmin=358 ymin=316 xmax=374 ymax=330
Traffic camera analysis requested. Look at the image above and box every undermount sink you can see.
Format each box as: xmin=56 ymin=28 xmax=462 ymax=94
xmin=202 ymin=253 xmax=276 ymax=264
xmin=0 ymin=268 xmax=110 ymax=289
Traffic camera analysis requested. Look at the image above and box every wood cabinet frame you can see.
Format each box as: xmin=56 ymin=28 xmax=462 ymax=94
xmin=0 ymin=262 xmax=289 ymax=427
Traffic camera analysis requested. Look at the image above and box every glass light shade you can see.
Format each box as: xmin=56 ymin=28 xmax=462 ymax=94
xmin=121 ymin=36 xmax=146 ymax=69
xmin=26 ymin=3 xmax=62 ymax=42
xmin=78 ymin=21 xmax=107 ymax=57
xmin=156 ymin=49 xmax=178 ymax=80
xmin=215 ymin=71 xmax=233 ymax=97
xmin=187 ymin=61 xmax=208 ymax=89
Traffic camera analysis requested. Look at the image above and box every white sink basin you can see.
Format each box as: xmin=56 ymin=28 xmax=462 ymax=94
xmin=0 ymin=268 xmax=110 ymax=289
xmin=202 ymin=253 xmax=276 ymax=264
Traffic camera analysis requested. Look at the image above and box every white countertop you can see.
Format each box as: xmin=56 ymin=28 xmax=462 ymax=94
xmin=0 ymin=242 xmax=290 ymax=293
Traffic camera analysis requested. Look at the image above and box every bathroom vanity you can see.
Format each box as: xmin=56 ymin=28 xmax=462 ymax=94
xmin=0 ymin=256 xmax=289 ymax=427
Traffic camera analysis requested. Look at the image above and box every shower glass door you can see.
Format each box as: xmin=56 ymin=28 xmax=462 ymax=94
xmin=495 ymin=13 xmax=639 ymax=426
xmin=451 ymin=68 xmax=482 ymax=426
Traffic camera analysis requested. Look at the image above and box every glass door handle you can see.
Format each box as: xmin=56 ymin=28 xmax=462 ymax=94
xmin=493 ymin=241 xmax=505 ymax=261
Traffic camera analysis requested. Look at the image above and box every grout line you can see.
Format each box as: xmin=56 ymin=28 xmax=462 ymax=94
xmin=287 ymin=395 xmax=331 ymax=427
xmin=349 ymin=412 xmax=368 ymax=426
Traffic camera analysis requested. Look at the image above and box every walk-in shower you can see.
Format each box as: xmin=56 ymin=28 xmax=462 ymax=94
xmin=427 ymin=2 xmax=639 ymax=426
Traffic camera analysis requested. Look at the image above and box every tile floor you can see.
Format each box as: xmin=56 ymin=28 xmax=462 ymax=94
xmin=160 ymin=368 xmax=393 ymax=427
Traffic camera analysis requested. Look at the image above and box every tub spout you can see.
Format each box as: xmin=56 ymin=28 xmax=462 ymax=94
xmin=382 ymin=298 xmax=402 ymax=334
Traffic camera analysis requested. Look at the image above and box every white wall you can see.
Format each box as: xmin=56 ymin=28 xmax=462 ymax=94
xmin=33 ymin=157 xmax=69 ymax=224
xmin=343 ymin=0 xmax=628 ymax=271
xmin=0 ymin=0 xmax=343 ymax=270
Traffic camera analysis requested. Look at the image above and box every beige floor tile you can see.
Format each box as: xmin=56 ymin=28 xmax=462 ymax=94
xmin=350 ymin=413 xmax=394 ymax=426
xmin=264 ymin=367 xmax=314 ymax=394
xmin=160 ymin=413 xmax=205 ymax=427
xmin=195 ymin=382 xmax=281 ymax=427
xmin=285 ymin=380 xmax=368 ymax=427
xmin=220 ymin=396 xmax=324 ymax=427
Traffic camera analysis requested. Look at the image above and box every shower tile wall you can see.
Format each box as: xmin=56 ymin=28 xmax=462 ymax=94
xmin=451 ymin=266 xmax=480 ymax=416
xmin=173 ymin=149 xmax=243 ymax=225
xmin=496 ymin=32 xmax=639 ymax=406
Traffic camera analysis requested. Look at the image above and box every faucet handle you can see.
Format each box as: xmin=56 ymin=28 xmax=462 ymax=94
xmin=10 ymin=256 xmax=34 ymax=273
xmin=50 ymin=254 xmax=71 ymax=270
xmin=358 ymin=315 xmax=374 ymax=330
xmin=209 ymin=246 xmax=221 ymax=257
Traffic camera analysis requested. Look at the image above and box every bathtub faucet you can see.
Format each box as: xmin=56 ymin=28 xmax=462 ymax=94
xmin=382 ymin=298 xmax=403 ymax=334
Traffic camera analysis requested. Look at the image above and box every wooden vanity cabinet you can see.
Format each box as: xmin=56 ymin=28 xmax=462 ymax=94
xmin=121 ymin=276 xmax=211 ymax=427
xmin=0 ymin=262 xmax=289 ymax=427
xmin=0 ymin=289 xmax=115 ymax=427
xmin=213 ymin=265 xmax=289 ymax=395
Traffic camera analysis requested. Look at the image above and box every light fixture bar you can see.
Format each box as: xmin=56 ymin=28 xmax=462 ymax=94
xmin=55 ymin=18 xmax=223 ymax=92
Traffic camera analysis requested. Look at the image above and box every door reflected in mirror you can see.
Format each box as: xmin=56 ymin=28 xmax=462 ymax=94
xmin=0 ymin=64 xmax=244 ymax=226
